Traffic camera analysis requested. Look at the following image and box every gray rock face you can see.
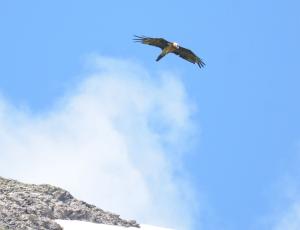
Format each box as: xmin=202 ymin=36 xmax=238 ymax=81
xmin=0 ymin=177 xmax=139 ymax=230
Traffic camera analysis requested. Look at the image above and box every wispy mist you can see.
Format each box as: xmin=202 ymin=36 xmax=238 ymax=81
xmin=0 ymin=56 xmax=199 ymax=229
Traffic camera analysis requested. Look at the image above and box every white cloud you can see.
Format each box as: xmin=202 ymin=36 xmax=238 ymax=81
xmin=0 ymin=56 xmax=199 ymax=230
xmin=266 ymin=145 xmax=300 ymax=230
xmin=272 ymin=202 xmax=300 ymax=230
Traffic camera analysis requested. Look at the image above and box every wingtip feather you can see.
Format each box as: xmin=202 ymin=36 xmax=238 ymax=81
xmin=133 ymin=35 xmax=148 ymax=43
xmin=197 ymin=61 xmax=206 ymax=68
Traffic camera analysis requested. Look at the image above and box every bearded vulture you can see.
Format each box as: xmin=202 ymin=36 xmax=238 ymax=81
xmin=134 ymin=35 xmax=205 ymax=68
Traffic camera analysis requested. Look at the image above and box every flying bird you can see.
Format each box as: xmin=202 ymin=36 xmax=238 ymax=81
xmin=133 ymin=35 xmax=205 ymax=68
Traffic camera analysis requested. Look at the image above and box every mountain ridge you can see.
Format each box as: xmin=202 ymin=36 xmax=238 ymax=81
xmin=0 ymin=176 xmax=139 ymax=230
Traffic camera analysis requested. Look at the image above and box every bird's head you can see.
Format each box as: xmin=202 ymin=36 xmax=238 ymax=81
xmin=172 ymin=42 xmax=179 ymax=49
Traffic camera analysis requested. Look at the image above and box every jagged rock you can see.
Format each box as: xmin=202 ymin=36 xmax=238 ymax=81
xmin=0 ymin=177 xmax=139 ymax=229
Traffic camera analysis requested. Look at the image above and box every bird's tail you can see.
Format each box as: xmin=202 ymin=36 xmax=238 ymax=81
xmin=156 ymin=53 xmax=166 ymax=62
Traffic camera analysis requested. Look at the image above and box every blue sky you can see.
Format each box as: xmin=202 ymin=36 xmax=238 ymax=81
xmin=0 ymin=1 xmax=300 ymax=230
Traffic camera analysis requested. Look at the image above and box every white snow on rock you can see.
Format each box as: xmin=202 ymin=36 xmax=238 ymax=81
xmin=55 ymin=220 xmax=174 ymax=230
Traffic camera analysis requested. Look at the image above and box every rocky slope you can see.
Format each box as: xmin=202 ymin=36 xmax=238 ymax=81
xmin=0 ymin=177 xmax=139 ymax=230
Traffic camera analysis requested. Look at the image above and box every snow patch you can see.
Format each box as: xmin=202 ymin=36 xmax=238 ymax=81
xmin=55 ymin=220 xmax=174 ymax=230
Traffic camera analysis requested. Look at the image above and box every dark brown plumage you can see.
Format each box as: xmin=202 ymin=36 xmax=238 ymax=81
xmin=134 ymin=35 xmax=205 ymax=68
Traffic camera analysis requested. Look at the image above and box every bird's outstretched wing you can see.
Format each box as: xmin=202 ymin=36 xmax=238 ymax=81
xmin=173 ymin=47 xmax=205 ymax=68
xmin=133 ymin=35 xmax=170 ymax=50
